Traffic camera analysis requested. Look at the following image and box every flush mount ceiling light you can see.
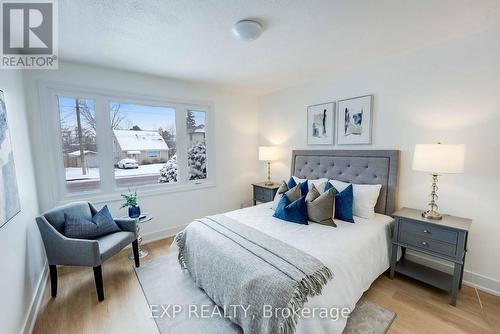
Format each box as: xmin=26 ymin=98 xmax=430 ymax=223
xmin=232 ymin=19 xmax=263 ymax=41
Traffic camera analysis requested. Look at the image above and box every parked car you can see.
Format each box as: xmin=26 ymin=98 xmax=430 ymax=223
xmin=117 ymin=158 xmax=139 ymax=169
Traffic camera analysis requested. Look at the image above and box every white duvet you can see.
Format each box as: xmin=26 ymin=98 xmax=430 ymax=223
xmin=223 ymin=202 xmax=394 ymax=334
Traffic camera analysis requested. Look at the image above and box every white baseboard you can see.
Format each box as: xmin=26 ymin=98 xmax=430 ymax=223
xmin=141 ymin=224 xmax=187 ymax=244
xmin=22 ymin=261 xmax=48 ymax=334
xmin=121 ymin=224 xmax=188 ymax=251
xmin=405 ymin=251 xmax=500 ymax=297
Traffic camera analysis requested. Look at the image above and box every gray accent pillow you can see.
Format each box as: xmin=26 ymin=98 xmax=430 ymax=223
xmin=284 ymin=183 xmax=302 ymax=202
xmin=305 ymin=184 xmax=337 ymax=227
xmin=277 ymin=181 xmax=288 ymax=195
xmin=314 ymin=181 xmax=336 ymax=218
xmin=272 ymin=181 xmax=302 ymax=210
xmin=272 ymin=181 xmax=289 ymax=210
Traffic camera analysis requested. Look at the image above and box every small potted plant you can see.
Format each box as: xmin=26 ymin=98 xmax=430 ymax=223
xmin=120 ymin=189 xmax=141 ymax=218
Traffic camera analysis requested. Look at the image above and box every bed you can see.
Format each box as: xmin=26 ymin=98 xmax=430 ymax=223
xmin=178 ymin=150 xmax=399 ymax=334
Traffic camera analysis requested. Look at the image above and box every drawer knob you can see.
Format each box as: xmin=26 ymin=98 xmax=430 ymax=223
xmin=422 ymin=241 xmax=428 ymax=246
xmin=423 ymin=229 xmax=430 ymax=234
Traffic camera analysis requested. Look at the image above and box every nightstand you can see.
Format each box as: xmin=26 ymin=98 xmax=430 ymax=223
xmin=390 ymin=207 xmax=471 ymax=306
xmin=252 ymin=182 xmax=280 ymax=205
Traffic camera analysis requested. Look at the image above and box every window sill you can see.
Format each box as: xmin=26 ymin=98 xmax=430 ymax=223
xmin=57 ymin=180 xmax=216 ymax=206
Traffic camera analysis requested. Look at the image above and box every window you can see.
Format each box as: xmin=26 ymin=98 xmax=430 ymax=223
xmin=42 ymin=83 xmax=212 ymax=201
xmin=147 ymin=151 xmax=161 ymax=158
xmin=110 ymin=102 xmax=177 ymax=187
xmin=57 ymin=96 xmax=100 ymax=192
xmin=187 ymin=110 xmax=207 ymax=180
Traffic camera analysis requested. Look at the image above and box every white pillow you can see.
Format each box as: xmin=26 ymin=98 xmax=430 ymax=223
xmin=292 ymin=177 xmax=328 ymax=191
xmin=328 ymin=179 xmax=382 ymax=219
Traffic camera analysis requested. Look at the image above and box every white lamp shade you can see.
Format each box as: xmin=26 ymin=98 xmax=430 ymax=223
xmin=259 ymin=146 xmax=278 ymax=161
xmin=412 ymin=144 xmax=465 ymax=174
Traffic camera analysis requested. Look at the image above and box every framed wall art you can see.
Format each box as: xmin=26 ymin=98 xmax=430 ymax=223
xmin=0 ymin=90 xmax=21 ymax=228
xmin=307 ymin=102 xmax=334 ymax=145
xmin=336 ymin=95 xmax=373 ymax=145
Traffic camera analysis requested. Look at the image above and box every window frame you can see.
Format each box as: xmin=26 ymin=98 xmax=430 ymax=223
xmin=38 ymin=81 xmax=215 ymax=206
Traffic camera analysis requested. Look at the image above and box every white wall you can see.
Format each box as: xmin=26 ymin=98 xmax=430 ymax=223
xmin=258 ymin=28 xmax=500 ymax=293
xmin=0 ymin=72 xmax=46 ymax=333
xmin=24 ymin=62 xmax=260 ymax=241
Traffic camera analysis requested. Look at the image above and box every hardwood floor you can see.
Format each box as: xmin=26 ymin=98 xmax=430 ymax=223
xmin=33 ymin=237 xmax=500 ymax=334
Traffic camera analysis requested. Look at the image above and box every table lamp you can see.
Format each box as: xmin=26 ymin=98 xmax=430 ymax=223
xmin=259 ymin=146 xmax=278 ymax=186
xmin=412 ymin=143 xmax=465 ymax=220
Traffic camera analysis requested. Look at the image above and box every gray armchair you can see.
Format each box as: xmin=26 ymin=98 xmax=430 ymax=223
xmin=36 ymin=201 xmax=140 ymax=302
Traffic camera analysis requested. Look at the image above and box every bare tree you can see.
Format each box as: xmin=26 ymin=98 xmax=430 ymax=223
xmin=79 ymin=101 xmax=125 ymax=134
xmin=110 ymin=103 xmax=125 ymax=129
xmin=159 ymin=125 xmax=177 ymax=156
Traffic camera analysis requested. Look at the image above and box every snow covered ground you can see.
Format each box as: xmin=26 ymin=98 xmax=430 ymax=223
xmin=66 ymin=163 xmax=166 ymax=181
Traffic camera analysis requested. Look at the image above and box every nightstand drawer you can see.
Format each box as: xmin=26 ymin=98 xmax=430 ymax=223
xmin=254 ymin=187 xmax=274 ymax=203
xmin=400 ymin=232 xmax=457 ymax=257
xmin=399 ymin=219 xmax=458 ymax=244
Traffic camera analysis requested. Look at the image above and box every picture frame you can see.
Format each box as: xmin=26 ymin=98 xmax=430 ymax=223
xmin=336 ymin=95 xmax=373 ymax=145
xmin=307 ymin=102 xmax=335 ymax=145
xmin=0 ymin=90 xmax=21 ymax=228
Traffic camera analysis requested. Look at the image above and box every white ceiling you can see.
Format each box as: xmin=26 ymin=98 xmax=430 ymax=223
xmin=59 ymin=0 xmax=500 ymax=95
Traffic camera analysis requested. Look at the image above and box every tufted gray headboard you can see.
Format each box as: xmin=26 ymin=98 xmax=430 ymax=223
xmin=291 ymin=150 xmax=399 ymax=215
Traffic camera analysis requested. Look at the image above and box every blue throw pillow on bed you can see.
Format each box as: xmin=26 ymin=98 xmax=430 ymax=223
xmin=299 ymin=181 xmax=309 ymax=196
xmin=287 ymin=177 xmax=309 ymax=196
xmin=273 ymin=194 xmax=309 ymax=225
xmin=325 ymin=182 xmax=355 ymax=223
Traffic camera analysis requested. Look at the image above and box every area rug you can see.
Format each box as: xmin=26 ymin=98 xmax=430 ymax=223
xmin=135 ymin=247 xmax=396 ymax=334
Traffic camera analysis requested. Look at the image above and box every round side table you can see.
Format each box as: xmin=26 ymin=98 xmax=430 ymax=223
xmin=123 ymin=214 xmax=153 ymax=260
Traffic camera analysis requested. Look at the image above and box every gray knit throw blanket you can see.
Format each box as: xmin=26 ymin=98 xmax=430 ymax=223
xmin=175 ymin=214 xmax=333 ymax=334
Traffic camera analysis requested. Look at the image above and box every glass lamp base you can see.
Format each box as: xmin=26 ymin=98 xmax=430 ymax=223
xmin=422 ymin=210 xmax=443 ymax=220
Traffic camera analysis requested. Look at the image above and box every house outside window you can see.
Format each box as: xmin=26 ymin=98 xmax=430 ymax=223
xmin=110 ymin=102 xmax=175 ymax=187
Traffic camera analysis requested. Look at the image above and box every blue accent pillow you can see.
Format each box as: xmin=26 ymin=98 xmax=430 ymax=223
xmin=64 ymin=205 xmax=121 ymax=239
xmin=287 ymin=177 xmax=309 ymax=196
xmin=324 ymin=181 xmax=334 ymax=192
xmin=299 ymin=181 xmax=309 ymax=196
xmin=325 ymin=182 xmax=354 ymax=223
xmin=273 ymin=194 xmax=309 ymax=225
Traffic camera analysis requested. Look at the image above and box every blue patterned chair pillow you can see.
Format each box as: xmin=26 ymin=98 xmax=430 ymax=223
xmin=64 ymin=205 xmax=121 ymax=239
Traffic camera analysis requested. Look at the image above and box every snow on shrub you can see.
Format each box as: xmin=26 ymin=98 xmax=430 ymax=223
xmin=187 ymin=142 xmax=206 ymax=180
xmin=158 ymin=142 xmax=207 ymax=183
xmin=159 ymin=154 xmax=178 ymax=183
